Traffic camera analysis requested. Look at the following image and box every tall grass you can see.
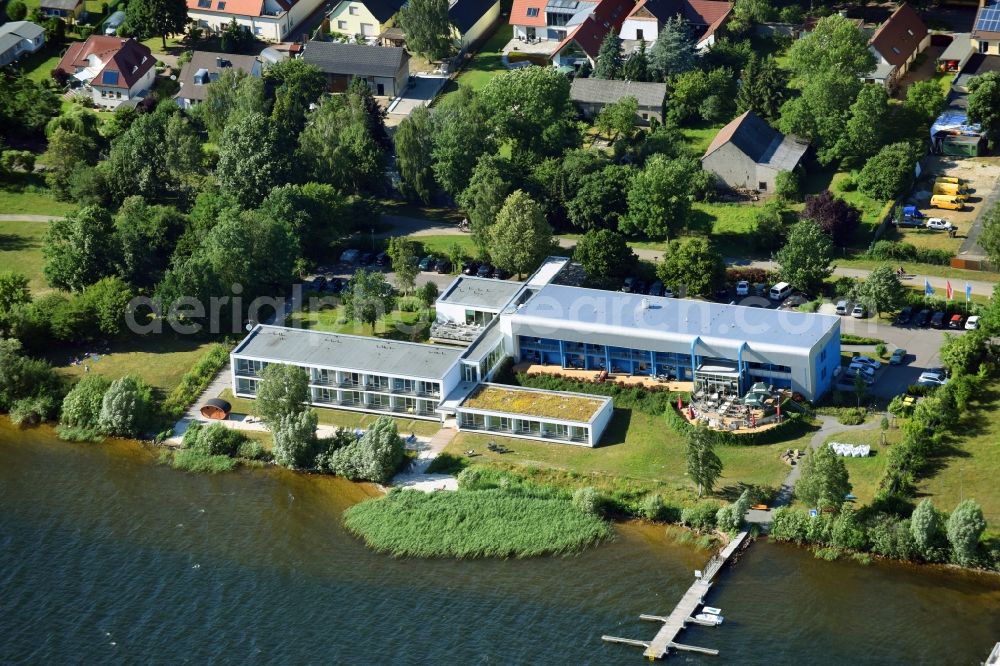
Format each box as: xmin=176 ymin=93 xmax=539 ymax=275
xmin=343 ymin=488 xmax=614 ymax=559
xmin=161 ymin=343 xmax=232 ymax=420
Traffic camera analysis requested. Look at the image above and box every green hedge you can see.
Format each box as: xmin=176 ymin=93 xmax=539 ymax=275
xmin=866 ymin=240 xmax=952 ymax=266
xmin=510 ymin=372 xmax=678 ymax=416
xmin=161 ymin=343 xmax=232 ymax=420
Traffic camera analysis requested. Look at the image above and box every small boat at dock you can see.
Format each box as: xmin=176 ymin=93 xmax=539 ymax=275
xmin=695 ymin=613 xmax=724 ymax=625
xmin=702 ymin=606 xmax=722 ymax=615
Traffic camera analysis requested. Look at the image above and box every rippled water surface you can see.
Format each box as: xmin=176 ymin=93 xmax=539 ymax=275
xmin=2 ymin=423 xmax=999 ymax=665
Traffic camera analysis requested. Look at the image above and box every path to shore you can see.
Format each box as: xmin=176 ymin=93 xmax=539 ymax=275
xmin=745 ymin=414 xmax=884 ymax=526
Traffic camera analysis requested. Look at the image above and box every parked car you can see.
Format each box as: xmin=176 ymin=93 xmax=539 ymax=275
xmin=434 ymin=258 xmax=452 ymax=274
xmin=340 ymin=248 xmax=360 ymax=264
xmin=892 ymin=205 xmax=925 ymax=227
xmin=889 ymin=348 xmax=907 ymax=365
xmin=917 ymin=369 xmax=948 ymax=386
xmin=358 ymin=251 xmax=375 ymax=266
xmin=836 ymin=300 xmax=850 ymax=316
xmin=736 ymin=280 xmax=750 ymax=296
xmin=327 ymin=277 xmax=346 ymax=294
xmin=845 ymin=366 xmax=875 ymax=384
xmin=949 ymin=314 xmax=964 ymax=329
xmin=663 ymin=287 xmax=675 ymax=298
xmin=462 ymin=260 xmax=479 ymax=275
xmin=621 ymin=277 xmax=636 ymax=293
xmin=851 ymin=304 xmax=866 ymax=319
xmin=930 ymin=311 xmax=946 ymax=328
xmin=915 ymin=309 xmax=932 ymax=326
xmin=492 ymin=267 xmax=510 ymax=280
xmin=633 ymin=280 xmax=647 ymax=295
xmin=375 ymin=251 xmax=390 ymax=267
xmin=896 ymin=306 xmax=912 ymax=325
xmin=753 ymin=283 xmax=767 ymax=297
xmin=477 ymin=263 xmax=494 ymax=278
xmin=851 ymin=356 xmax=882 ymax=371
xmin=648 ymin=281 xmax=664 ymax=297
xmin=930 ymin=195 xmax=965 ymax=211
xmin=966 ymin=315 xmax=981 ymax=330
xmin=926 ymin=218 xmax=955 ymax=231
xmin=418 ymin=255 xmax=435 ymax=271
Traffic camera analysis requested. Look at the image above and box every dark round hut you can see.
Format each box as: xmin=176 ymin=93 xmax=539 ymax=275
xmin=200 ymin=398 xmax=231 ymax=420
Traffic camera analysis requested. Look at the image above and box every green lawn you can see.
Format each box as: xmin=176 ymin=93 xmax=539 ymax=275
xmin=48 ymin=335 xmax=219 ymax=397
xmin=0 ymin=219 xmax=50 ymax=294
xmin=436 ymin=23 xmax=513 ymax=105
xmin=218 ymin=388 xmax=442 ymax=436
xmin=289 ymin=302 xmax=435 ymax=343
xmin=802 ymin=171 xmax=892 ymax=247
xmin=837 ymin=257 xmax=1000 ymax=284
xmin=822 ymin=428 xmax=900 ymax=507
xmin=682 ymin=123 xmax=725 ymax=155
xmin=0 ymin=173 xmax=76 ymax=217
xmin=918 ymin=380 xmax=1000 ymax=527
xmin=410 ymin=234 xmax=478 ymax=258
xmin=443 ymin=408 xmax=803 ymax=506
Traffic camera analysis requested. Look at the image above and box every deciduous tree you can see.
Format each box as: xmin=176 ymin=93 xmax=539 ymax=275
xmin=967 ymin=71 xmax=1000 ymax=146
xmin=217 ymin=111 xmax=287 ymax=207
xmin=574 ymin=229 xmax=636 ymax=288
xmin=342 ymin=268 xmax=395 ymax=332
xmin=387 ymin=236 xmax=419 ymax=294
xmin=98 ymin=374 xmax=153 ymax=437
xmin=272 ymin=408 xmax=318 ymax=469
xmin=795 ymin=444 xmax=852 ymax=511
xmin=124 ymin=0 xmax=188 ymax=49
xmin=394 ymin=105 xmax=436 ymax=204
xmin=834 ymin=84 xmax=890 ymax=165
xmin=786 ymin=14 xmax=875 ymax=81
xmin=947 ymin=499 xmax=986 ymax=566
xmin=910 ymin=498 xmax=946 ymax=562
xmin=297 ymin=93 xmax=384 ymax=194
xmin=656 ymin=236 xmax=726 ymax=297
xmin=430 ymin=87 xmax=494 ymax=196
xmin=60 ymin=374 xmax=111 ymax=431
xmin=856 ymin=141 xmax=920 ymax=200
xmin=566 ymin=164 xmax=634 ymax=231
xmin=43 ymin=205 xmax=118 ymax=292
xmin=457 ymin=155 xmax=515 ymax=254
xmin=622 ymin=155 xmax=695 ymax=240
xmin=488 ymin=190 xmax=554 ymax=278
xmin=775 ymin=219 xmax=834 ymax=294
xmin=480 ymin=66 xmax=576 ymax=157
xmin=397 ymin=0 xmax=452 ymax=60
xmin=594 ymin=95 xmax=637 ymax=144
xmin=802 ymin=190 xmax=861 ymax=247
xmin=265 ymin=59 xmax=326 ymax=137
xmin=256 ymin=363 xmax=310 ymax=427
xmin=686 ymin=427 xmax=722 ymax=497
xmin=778 ymin=70 xmax=861 ymax=164
xmin=854 ymin=264 xmax=908 ymax=317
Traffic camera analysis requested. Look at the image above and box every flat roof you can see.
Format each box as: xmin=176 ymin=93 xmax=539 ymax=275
xmin=459 ymin=384 xmax=608 ymax=422
xmin=510 ymin=284 xmax=839 ymax=351
xmin=526 ymin=256 xmax=571 ymax=288
xmin=438 ymin=276 xmax=523 ymax=311
xmin=233 ymin=325 xmax=463 ymax=380
xmin=462 ymin=319 xmax=505 ymax=363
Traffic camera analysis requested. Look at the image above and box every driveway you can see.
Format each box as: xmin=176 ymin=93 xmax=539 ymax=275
xmin=387 ymin=74 xmax=449 ymax=116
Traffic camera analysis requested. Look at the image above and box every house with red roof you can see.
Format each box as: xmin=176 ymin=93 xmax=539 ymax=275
xmin=618 ymin=0 xmax=732 ymax=50
xmin=545 ymin=0 xmax=635 ymax=67
xmin=186 ymin=0 xmax=325 ymax=42
xmin=863 ymin=3 xmax=929 ymax=90
xmin=55 ymin=36 xmax=155 ymax=109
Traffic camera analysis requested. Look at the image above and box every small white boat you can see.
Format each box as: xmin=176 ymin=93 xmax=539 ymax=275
xmin=702 ymin=606 xmax=722 ymax=615
xmin=695 ymin=613 xmax=724 ymax=625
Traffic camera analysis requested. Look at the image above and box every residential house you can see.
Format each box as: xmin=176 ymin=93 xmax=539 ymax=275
xmin=186 ymin=0 xmax=324 ymax=42
xmin=0 ymin=21 xmax=45 ymax=67
xmin=548 ymin=0 xmax=635 ymax=67
xmin=618 ymin=0 xmax=732 ymax=50
xmin=448 ymin=0 xmax=502 ymax=52
xmin=701 ymin=111 xmax=809 ymax=193
xmin=39 ymin=0 xmax=84 ymax=19
xmin=302 ymin=40 xmax=409 ymax=96
xmin=174 ymin=51 xmax=261 ymax=109
xmin=864 ymin=3 xmax=929 ymax=89
xmin=327 ymin=0 xmax=405 ymax=41
xmin=569 ymin=77 xmax=666 ymax=124
xmin=973 ymin=0 xmax=1000 ymax=55
xmin=55 ymin=36 xmax=156 ymax=109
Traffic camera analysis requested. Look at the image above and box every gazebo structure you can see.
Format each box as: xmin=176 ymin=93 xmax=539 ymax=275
xmin=200 ymin=398 xmax=231 ymax=420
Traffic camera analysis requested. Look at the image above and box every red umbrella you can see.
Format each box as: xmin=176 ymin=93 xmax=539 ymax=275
xmin=677 ymin=397 xmax=683 ymax=410
xmin=688 ymin=406 xmax=695 ymax=420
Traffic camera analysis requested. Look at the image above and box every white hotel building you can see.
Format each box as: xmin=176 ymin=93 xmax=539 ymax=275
xmin=232 ymin=258 xmax=840 ymax=446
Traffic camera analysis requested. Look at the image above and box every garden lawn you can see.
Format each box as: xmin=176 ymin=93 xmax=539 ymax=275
xmin=822 ymin=428 xmax=900 ymax=507
xmin=343 ymin=487 xmax=613 ymax=558
xmin=50 ymin=336 xmax=219 ymax=397
xmin=882 ymin=225 xmax=963 ymax=254
xmin=682 ymin=123 xmax=724 ymax=155
xmin=434 ymin=23 xmax=512 ymax=105
xmin=410 ymin=234 xmax=478 ymax=258
xmin=802 ymin=171 xmax=891 ymax=247
xmin=217 ymin=388 xmax=442 ymax=437
xmin=0 ymin=182 xmax=76 ymax=217
xmin=288 ymin=303 xmax=435 ymax=342
xmin=0 ymin=219 xmax=50 ymax=294
xmin=443 ymin=408 xmax=801 ymax=506
xmin=918 ymin=380 xmax=1000 ymax=528
xmin=837 ymin=258 xmax=999 ymax=283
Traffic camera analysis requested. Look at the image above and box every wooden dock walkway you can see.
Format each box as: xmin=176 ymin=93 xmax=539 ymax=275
xmin=602 ymin=530 xmax=750 ymax=660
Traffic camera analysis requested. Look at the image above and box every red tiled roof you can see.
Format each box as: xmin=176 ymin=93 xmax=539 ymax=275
xmin=55 ymin=36 xmax=154 ymax=89
xmin=553 ymin=0 xmax=635 ymax=60
xmin=510 ymin=0 xmax=547 ymax=27
xmin=869 ymin=3 xmax=928 ymax=67
xmin=626 ymin=0 xmax=732 ymax=42
xmin=186 ymin=0 xmax=268 ymax=17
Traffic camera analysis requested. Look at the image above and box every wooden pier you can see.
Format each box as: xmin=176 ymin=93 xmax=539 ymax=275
xmin=602 ymin=530 xmax=750 ymax=660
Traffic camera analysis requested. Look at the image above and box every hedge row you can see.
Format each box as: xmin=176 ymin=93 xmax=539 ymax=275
xmin=866 ymin=240 xmax=952 ymax=266
xmin=162 ymin=343 xmax=232 ymax=420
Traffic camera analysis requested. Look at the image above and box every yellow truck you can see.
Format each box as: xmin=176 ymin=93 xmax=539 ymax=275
xmin=930 ymin=194 xmax=965 ymax=211
xmin=935 ymin=175 xmax=966 ymax=186
xmin=932 ymin=182 xmax=968 ymax=197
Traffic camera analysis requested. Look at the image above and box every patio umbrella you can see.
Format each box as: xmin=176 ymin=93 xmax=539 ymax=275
xmin=677 ymin=397 xmax=683 ymax=410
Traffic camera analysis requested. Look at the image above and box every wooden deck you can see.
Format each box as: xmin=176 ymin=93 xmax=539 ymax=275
xmin=513 ymin=362 xmax=695 ymax=393
xmin=602 ymin=531 xmax=750 ymax=660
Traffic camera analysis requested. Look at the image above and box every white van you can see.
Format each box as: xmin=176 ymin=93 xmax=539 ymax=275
xmin=769 ymin=282 xmax=792 ymax=301
xmin=835 ymin=299 xmax=849 ymax=315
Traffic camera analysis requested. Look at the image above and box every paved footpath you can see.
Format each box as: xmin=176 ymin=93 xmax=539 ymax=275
xmin=0 ymin=214 xmax=65 ymax=222
xmin=390 ymin=426 xmax=459 ymax=492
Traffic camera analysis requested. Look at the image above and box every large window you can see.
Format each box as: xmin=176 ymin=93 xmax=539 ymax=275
xmin=236 ymin=358 xmax=266 ymax=376
xmin=236 ymin=377 xmax=259 ymax=395
xmin=479 ymin=341 xmax=507 ymax=379
xmin=394 ymin=378 xmax=415 ymax=394
xmin=465 ymin=309 xmax=494 ymax=326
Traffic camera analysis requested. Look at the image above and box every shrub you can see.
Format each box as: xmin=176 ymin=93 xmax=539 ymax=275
xmin=320 ymin=415 xmax=403 ymax=482
xmin=237 ymin=439 xmax=266 ymax=461
xmin=187 ymin=422 xmax=247 ymax=456
xmin=641 ymin=492 xmax=666 ymax=520
xmin=837 ymin=175 xmax=857 ymax=192
xmin=10 ymin=395 xmax=57 ymax=425
xmin=771 ymin=507 xmax=810 ymax=544
xmin=572 ymin=486 xmax=604 ymax=516
xmin=867 ymin=514 xmax=916 ymax=560
xmin=775 ymin=170 xmax=802 ymax=201
xmin=716 ymin=490 xmax=751 ymax=533
xmin=60 ymin=374 xmax=111 ymax=431
xmin=875 ymin=342 xmax=887 ymax=358
xmin=857 ymin=142 xmax=920 ymax=200
xmin=837 ymin=407 xmax=866 ymax=425
xmin=680 ymin=502 xmax=718 ymax=530
xmin=5 ymin=0 xmax=27 ymax=20
xmin=162 ymin=343 xmax=232 ymax=419
xmin=273 ymin=409 xmax=319 ymax=469
xmin=97 ymin=374 xmax=153 ymax=437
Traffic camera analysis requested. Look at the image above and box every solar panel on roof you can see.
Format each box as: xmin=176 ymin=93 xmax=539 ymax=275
xmin=101 ymin=71 xmax=118 ymax=85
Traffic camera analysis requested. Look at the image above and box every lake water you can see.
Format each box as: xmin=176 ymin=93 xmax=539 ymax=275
xmin=2 ymin=423 xmax=999 ymax=665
